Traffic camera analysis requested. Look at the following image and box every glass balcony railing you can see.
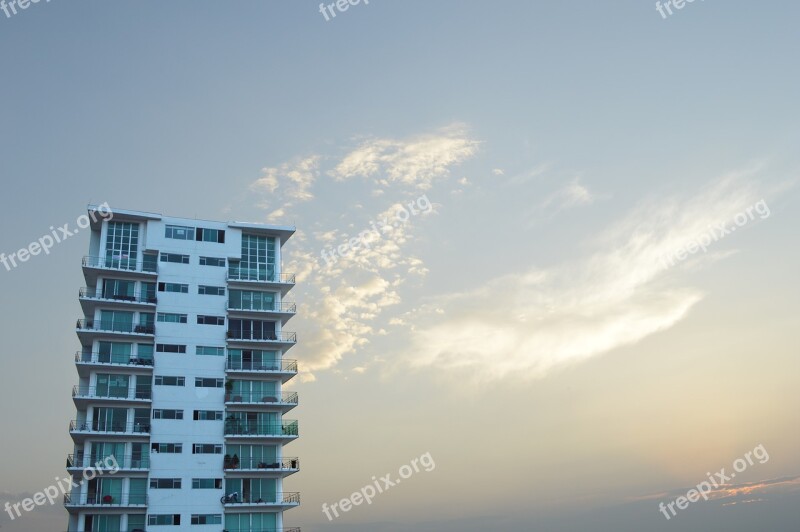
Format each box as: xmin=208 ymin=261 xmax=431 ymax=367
xmin=225 ymin=358 xmax=298 ymax=373
xmin=226 ymin=331 xmax=296 ymax=343
xmin=227 ymin=301 xmax=297 ymax=313
xmin=76 ymin=319 xmax=155 ymax=335
xmin=69 ymin=420 xmax=150 ymax=434
xmin=223 ymin=456 xmax=299 ymax=471
xmin=64 ymin=491 xmax=148 ymax=506
xmin=79 ymin=287 xmax=157 ymax=305
xmin=67 ymin=453 xmax=150 ymax=470
xmin=225 ymin=391 xmax=298 ymax=405
xmin=220 ymin=492 xmax=300 ymax=506
xmin=72 ymin=385 xmax=152 ymax=401
xmin=227 ymin=269 xmax=296 ymax=284
xmin=82 ymin=255 xmax=157 ymax=274
xmin=224 ymin=420 xmax=299 ymax=437
xmin=75 ymin=351 xmax=153 ymax=367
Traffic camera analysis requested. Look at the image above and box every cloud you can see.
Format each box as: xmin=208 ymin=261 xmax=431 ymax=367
xmin=250 ymin=155 xmax=320 ymax=220
xmin=331 ymin=123 xmax=480 ymax=190
xmin=402 ymin=169 xmax=772 ymax=382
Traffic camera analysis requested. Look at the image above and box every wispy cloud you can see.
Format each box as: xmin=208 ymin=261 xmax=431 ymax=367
xmin=401 ymin=168 xmax=772 ymax=382
xmin=331 ymin=123 xmax=480 ymax=190
xmin=247 ymin=125 xmax=479 ymax=377
xmin=250 ymin=155 xmax=320 ymax=221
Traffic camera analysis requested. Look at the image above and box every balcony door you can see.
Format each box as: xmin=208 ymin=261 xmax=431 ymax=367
xmin=93 ymin=407 xmax=127 ymax=432
xmin=96 ymin=374 xmax=129 ymax=398
xmin=100 ymin=310 xmax=134 ymax=332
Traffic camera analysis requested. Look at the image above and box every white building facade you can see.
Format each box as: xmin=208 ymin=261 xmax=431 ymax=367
xmin=66 ymin=207 xmax=300 ymax=532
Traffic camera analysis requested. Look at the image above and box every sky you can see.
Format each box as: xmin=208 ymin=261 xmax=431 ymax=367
xmin=1 ymin=0 xmax=799 ymax=530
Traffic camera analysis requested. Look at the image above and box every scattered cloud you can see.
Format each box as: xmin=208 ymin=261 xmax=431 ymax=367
xmin=401 ymin=169 xmax=772 ymax=382
xmin=250 ymin=155 xmax=320 ymax=221
xmin=331 ymin=123 xmax=480 ymax=190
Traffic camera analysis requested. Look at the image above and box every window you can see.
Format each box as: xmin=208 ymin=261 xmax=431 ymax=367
xmin=193 ymin=444 xmax=222 ymax=454
xmin=156 ymin=343 xmax=186 ymax=354
xmin=197 ymin=315 xmax=225 ymax=326
xmin=154 ymin=376 xmax=185 ymax=386
xmin=195 ymin=378 xmax=224 ymax=389
xmin=228 ymin=319 xmax=277 ymax=340
xmin=165 ymin=225 xmax=194 ymax=240
xmin=229 ymin=234 xmax=275 ymax=281
xmin=158 ymin=313 xmax=188 ymax=324
xmin=199 ymin=256 xmax=225 ymax=267
xmin=191 ymin=479 xmax=222 ymax=490
xmin=158 ymin=282 xmax=189 ymax=293
xmin=148 ymin=514 xmax=180 ymax=526
xmin=152 ymin=410 xmax=183 ymax=420
xmin=196 ymin=346 xmax=224 ymax=356
xmin=150 ymin=478 xmax=182 ymax=489
xmin=105 ymin=222 xmax=139 ymax=270
xmin=196 ymin=227 xmax=225 ymax=243
xmin=198 ymin=285 xmax=225 ymax=296
xmin=160 ymin=253 xmax=190 ymax=264
xmin=193 ymin=410 xmax=223 ymax=421
xmin=151 ymin=443 xmax=182 ymax=453
xmin=229 ymin=290 xmax=276 ymax=311
xmin=191 ymin=514 xmax=222 ymax=525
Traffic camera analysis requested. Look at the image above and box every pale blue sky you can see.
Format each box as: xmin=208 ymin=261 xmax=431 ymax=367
xmin=1 ymin=1 xmax=799 ymax=531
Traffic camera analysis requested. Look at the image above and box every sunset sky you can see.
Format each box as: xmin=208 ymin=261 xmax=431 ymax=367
xmin=1 ymin=1 xmax=799 ymax=530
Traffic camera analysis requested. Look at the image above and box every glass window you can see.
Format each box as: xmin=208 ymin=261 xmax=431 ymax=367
xmin=165 ymin=225 xmax=194 ymax=240
xmin=196 ymin=346 xmax=224 ymax=356
xmin=160 ymin=253 xmax=190 ymax=264
xmin=156 ymin=344 xmax=186 ymax=353
xmin=104 ymin=222 xmax=139 ymax=270
xmin=158 ymin=282 xmax=189 ymax=293
xmin=196 ymin=227 xmax=225 ymax=243
xmin=158 ymin=313 xmax=188 ymax=324
xmin=191 ymin=479 xmax=222 ymax=490
xmin=199 ymin=285 xmax=225 ymax=296
xmin=199 ymin=256 xmax=225 ymax=267
xmin=197 ymin=315 xmax=224 ymax=326
xmin=154 ymin=376 xmax=185 ymax=386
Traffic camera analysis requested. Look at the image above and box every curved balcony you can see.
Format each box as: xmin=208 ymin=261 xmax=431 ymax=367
xmin=225 ymin=358 xmax=297 ymax=382
xmin=67 ymin=453 xmax=149 ymax=473
xmin=69 ymin=420 xmax=150 ymax=444
xmin=82 ymin=255 xmax=157 ymax=286
xmin=74 ymin=351 xmax=153 ymax=378
xmin=226 ymin=269 xmax=295 ymax=294
xmin=225 ymin=391 xmax=298 ymax=412
xmin=79 ymin=287 xmax=156 ymax=315
xmin=72 ymin=385 xmax=151 ymax=408
xmin=76 ymin=319 xmax=155 ymax=343
xmin=220 ymin=491 xmax=300 ymax=509
xmin=64 ymin=491 xmax=147 ymax=512
xmin=226 ymin=330 xmax=296 ymax=349
xmin=227 ymin=301 xmax=297 ymax=324
xmin=224 ymin=420 xmax=299 ymax=442
xmin=223 ymin=456 xmax=299 ymax=477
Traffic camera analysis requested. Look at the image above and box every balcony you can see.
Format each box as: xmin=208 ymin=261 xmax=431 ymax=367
xmin=225 ymin=358 xmax=298 ymax=382
xmin=227 ymin=301 xmax=297 ymax=324
xmin=72 ymin=385 xmax=151 ymax=408
xmin=220 ymin=491 xmax=300 ymax=508
xmin=79 ymin=287 xmax=156 ymax=315
xmin=227 ymin=269 xmax=295 ymax=294
xmin=76 ymin=319 xmax=155 ymax=343
xmin=82 ymin=255 xmax=157 ymax=286
xmin=224 ymin=420 xmax=299 ymax=441
xmin=64 ymin=491 xmax=147 ymax=511
xmin=69 ymin=420 xmax=150 ymax=443
xmin=67 ymin=453 xmax=149 ymax=472
xmin=225 ymin=391 xmax=298 ymax=412
xmin=223 ymin=456 xmax=299 ymax=476
xmin=226 ymin=330 xmax=296 ymax=348
xmin=74 ymin=351 xmax=153 ymax=378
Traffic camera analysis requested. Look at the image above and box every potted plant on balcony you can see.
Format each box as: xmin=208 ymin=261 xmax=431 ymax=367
xmin=223 ymin=454 xmax=232 ymax=469
xmin=231 ymin=454 xmax=239 ymax=470
xmin=224 ymin=379 xmax=233 ymax=402
xmin=102 ymin=495 xmax=113 ymax=504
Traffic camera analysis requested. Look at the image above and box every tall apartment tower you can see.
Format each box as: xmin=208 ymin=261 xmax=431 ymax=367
xmin=66 ymin=206 xmax=300 ymax=532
